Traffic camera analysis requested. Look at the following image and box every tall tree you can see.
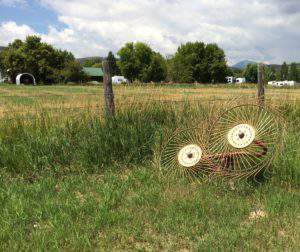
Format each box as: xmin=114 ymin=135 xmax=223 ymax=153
xmin=243 ymin=64 xmax=277 ymax=83
xmin=270 ymin=66 xmax=277 ymax=81
xmin=60 ymin=61 xmax=88 ymax=83
xmin=141 ymin=52 xmax=167 ymax=82
xmin=0 ymin=35 xmax=79 ymax=83
xmin=169 ymin=42 xmax=228 ymax=83
xmin=280 ymin=62 xmax=289 ymax=81
xmin=118 ymin=42 xmax=167 ymax=82
xmin=264 ymin=66 xmax=276 ymax=82
xmin=107 ymin=51 xmax=120 ymax=76
xmin=289 ymin=62 xmax=299 ymax=82
xmin=243 ymin=63 xmax=258 ymax=83
xmin=117 ymin=43 xmax=138 ymax=81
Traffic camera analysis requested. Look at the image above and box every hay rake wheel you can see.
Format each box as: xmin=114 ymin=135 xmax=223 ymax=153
xmin=159 ymin=126 xmax=214 ymax=181
xmin=208 ymin=104 xmax=285 ymax=180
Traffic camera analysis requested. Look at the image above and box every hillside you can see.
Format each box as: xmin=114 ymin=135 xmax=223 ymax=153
xmin=232 ymin=60 xmax=256 ymax=69
xmin=76 ymin=56 xmax=105 ymax=64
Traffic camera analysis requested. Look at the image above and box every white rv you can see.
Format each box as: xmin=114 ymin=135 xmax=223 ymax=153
xmin=112 ymin=76 xmax=128 ymax=84
xmin=226 ymin=76 xmax=235 ymax=84
xmin=268 ymin=81 xmax=295 ymax=87
xmin=236 ymin=78 xmax=246 ymax=84
xmin=226 ymin=76 xmax=246 ymax=84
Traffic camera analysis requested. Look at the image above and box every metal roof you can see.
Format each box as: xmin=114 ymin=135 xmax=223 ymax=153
xmin=83 ymin=67 xmax=103 ymax=77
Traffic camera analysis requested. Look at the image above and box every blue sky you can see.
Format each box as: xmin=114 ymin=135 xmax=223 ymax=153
xmin=0 ymin=0 xmax=300 ymax=64
xmin=0 ymin=0 xmax=65 ymax=33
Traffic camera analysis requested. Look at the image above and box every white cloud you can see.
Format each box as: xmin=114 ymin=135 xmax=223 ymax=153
xmin=0 ymin=21 xmax=36 ymax=45
xmin=1 ymin=0 xmax=300 ymax=64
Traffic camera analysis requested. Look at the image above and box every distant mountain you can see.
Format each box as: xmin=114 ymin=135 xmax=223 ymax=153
xmin=268 ymin=64 xmax=281 ymax=71
xmin=231 ymin=60 xmax=257 ymax=69
xmin=0 ymin=46 xmax=6 ymax=52
xmin=76 ymin=56 xmax=105 ymax=64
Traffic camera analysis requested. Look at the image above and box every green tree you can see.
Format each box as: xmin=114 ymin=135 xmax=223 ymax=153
xmin=243 ymin=63 xmax=257 ymax=83
xmin=107 ymin=51 xmax=120 ymax=76
xmin=61 ymin=61 xmax=88 ymax=83
xmin=141 ymin=53 xmax=167 ymax=82
xmin=82 ymin=58 xmax=102 ymax=67
xmin=232 ymin=68 xmax=243 ymax=78
xmin=117 ymin=43 xmax=138 ymax=81
xmin=289 ymin=62 xmax=299 ymax=82
xmin=169 ymin=42 xmax=228 ymax=83
xmin=270 ymin=66 xmax=277 ymax=81
xmin=118 ymin=42 xmax=167 ymax=82
xmin=92 ymin=63 xmax=102 ymax=68
xmin=0 ymin=35 xmax=78 ymax=84
xmin=168 ymin=57 xmax=193 ymax=83
xmin=243 ymin=63 xmax=276 ymax=83
xmin=264 ymin=66 xmax=276 ymax=82
xmin=280 ymin=62 xmax=289 ymax=81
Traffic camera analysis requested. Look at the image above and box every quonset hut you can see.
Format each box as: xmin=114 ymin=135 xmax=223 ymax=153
xmin=16 ymin=73 xmax=36 ymax=85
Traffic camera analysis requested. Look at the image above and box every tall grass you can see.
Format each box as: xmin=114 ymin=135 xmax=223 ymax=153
xmin=0 ymin=101 xmax=210 ymax=177
xmin=0 ymin=100 xmax=298 ymax=186
xmin=0 ymin=99 xmax=299 ymax=250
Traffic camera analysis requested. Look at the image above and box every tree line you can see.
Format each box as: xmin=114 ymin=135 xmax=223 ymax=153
xmin=0 ymin=36 xmax=230 ymax=84
xmin=2 ymin=35 xmax=298 ymax=84
xmin=0 ymin=36 xmax=87 ymax=84
xmin=233 ymin=62 xmax=300 ymax=83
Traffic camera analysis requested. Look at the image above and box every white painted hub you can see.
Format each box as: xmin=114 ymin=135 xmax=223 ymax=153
xmin=227 ymin=124 xmax=256 ymax=149
xmin=177 ymin=144 xmax=202 ymax=167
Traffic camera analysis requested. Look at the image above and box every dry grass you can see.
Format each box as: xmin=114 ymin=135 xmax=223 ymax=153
xmin=0 ymin=84 xmax=299 ymax=116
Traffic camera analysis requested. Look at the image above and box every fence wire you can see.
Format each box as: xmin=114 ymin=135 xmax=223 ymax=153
xmin=0 ymin=88 xmax=299 ymax=123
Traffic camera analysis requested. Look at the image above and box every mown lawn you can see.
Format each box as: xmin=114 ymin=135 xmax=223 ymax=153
xmin=0 ymin=84 xmax=299 ymax=250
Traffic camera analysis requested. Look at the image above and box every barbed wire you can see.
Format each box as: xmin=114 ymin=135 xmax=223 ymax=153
xmin=0 ymin=93 xmax=298 ymax=120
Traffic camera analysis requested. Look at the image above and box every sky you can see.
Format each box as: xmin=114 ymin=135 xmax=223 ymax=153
xmin=0 ymin=0 xmax=300 ymax=65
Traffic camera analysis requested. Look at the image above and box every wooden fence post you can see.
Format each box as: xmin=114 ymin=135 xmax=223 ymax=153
xmin=102 ymin=60 xmax=115 ymax=117
xmin=257 ymin=62 xmax=265 ymax=108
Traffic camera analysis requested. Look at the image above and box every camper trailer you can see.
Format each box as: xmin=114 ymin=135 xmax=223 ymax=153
xmin=112 ymin=76 xmax=128 ymax=84
xmin=226 ymin=76 xmax=246 ymax=84
xmin=226 ymin=76 xmax=235 ymax=84
xmin=268 ymin=81 xmax=295 ymax=87
xmin=236 ymin=78 xmax=246 ymax=84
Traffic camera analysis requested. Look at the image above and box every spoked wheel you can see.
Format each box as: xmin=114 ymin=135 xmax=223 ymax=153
xmin=160 ymin=127 xmax=214 ymax=180
xmin=208 ymin=105 xmax=285 ymax=179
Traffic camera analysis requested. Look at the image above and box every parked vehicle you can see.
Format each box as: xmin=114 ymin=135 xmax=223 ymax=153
xmin=236 ymin=77 xmax=246 ymax=84
xmin=226 ymin=76 xmax=246 ymax=84
xmin=112 ymin=76 xmax=128 ymax=84
xmin=268 ymin=80 xmax=295 ymax=87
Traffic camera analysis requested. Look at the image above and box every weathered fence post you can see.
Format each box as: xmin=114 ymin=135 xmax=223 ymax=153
xmin=102 ymin=60 xmax=115 ymax=117
xmin=257 ymin=62 xmax=265 ymax=108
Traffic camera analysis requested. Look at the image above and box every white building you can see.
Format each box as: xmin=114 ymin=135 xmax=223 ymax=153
xmin=0 ymin=72 xmax=10 ymax=83
xmin=226 ymin=76 xmax=235 ymax=84
xmin=226 ymin=76 xmax=246 ymax=84
xmin=236 ymin=77 xmax=246 ymax=84
xmin=112 ymin=76 xmax=128 ymax=84
xmin=268 ymin=80 xmax=295 ymax=87
xmin=16 ymin=73 xmax=36 ymax=85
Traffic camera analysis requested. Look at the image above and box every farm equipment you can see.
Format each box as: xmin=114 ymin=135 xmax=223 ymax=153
xmin=159 ymin=104 xmax=285 ymax=181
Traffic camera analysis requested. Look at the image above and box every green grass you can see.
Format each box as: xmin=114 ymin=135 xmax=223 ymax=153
xmin=1 ymin=168 xmax=299 ymax=250
xmin=0 ymin=86 xmax=299 ymax=250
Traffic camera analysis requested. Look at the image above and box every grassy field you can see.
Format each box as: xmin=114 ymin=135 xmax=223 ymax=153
xmin=0 ymin=84 xmax=299 ymax=250
xmin=0 ymin=83 xmax=299 ymax=114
